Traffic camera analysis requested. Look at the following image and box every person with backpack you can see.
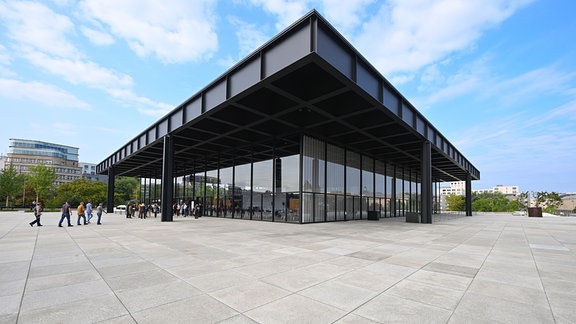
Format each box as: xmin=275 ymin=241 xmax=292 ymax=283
xmin=29 ymin=202 xmax=43 ymax=227
xmin=58 ymin=200 xmax=73 ymax=227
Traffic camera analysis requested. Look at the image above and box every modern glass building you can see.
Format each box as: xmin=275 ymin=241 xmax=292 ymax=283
xmin=97 ymin=11 xmax=480 ymax=224
xmin=7 ymin=138 xmax=81 ymax=185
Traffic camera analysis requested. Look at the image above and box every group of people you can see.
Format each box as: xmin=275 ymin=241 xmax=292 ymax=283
xmin=125 ymin=202 xmax=160 ymax=219
xmin=58 ymin=200 xmax=107 ymax=227
xmin=28 ymin=200 xmax=107 ymax=227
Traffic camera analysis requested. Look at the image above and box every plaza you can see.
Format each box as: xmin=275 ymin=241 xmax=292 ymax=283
xmin=1 ymin=211 xmax=575 ymax=323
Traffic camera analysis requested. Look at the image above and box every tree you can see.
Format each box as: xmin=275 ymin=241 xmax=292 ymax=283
xmin=471 ymin=192 xmax=511 ymax=212
xmin=445 ymin=194 xmax=465 ymax=211
xmin=27 ymin=164 xmax=57 ymax=203
xmin=52 ymin=178 xmax=107 ymax=207
xmin=0 ymin=164 xmax=25 ymax=207
xmin=535 ymin=191 xmax=563 ymax=214
xmin=115 ymin=177 xmax=139 ymax=204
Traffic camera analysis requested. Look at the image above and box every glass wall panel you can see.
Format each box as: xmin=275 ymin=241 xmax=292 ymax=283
xmin=326 ymin=194 xmax=336 ymax=222
xmin=315 ymin=193 xmax=325 ymax=222
xmin=396 ymin=176 xmax=403 ymax=217
xmin=234 ymin=163 xmax=251 ymax=219
xmin=220 ymin=166 xmax=233 ymax=218
xmin=277 ymin=154 xmax=299 ymax=222
xmin=336 ymin=195 xmax=345 ymax=221
xmin=362 ymin=156 xmax=374 ymax=219
xmin=253 ymin=159 xmax=273 ymax=221
xmin=346 ymin=151 xmax=360 ymax=219
xmin=327 ymin=144 xmax=345 ymax=222
xmin=326 ymin=144 xmax=344 ymax=194
xmin=302 ymin=137 xmax=325 ymax=193
xmin=206 ymin=170 xmax=219 ymax=216
xmin=193 ymin=171 xmax=206 ymax=216
xmin=346 ymin=152 xmax=360 ymax=195
xmin=375 ymin=161 xmax=385 ymax=217
xmin=302 ymin=192 xmax=313 ymax=223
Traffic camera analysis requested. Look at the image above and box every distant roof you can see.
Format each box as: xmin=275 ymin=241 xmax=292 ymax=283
xmin=98 ymin=10 xmax=479 ymax=183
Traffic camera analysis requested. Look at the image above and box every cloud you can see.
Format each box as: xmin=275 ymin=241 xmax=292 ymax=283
xmin=0 ymin=78 xmax=90 ymax=109
xmin=0 ymin=0 xmax=175 ymax=118
xmin=0 ymin=0 xmax=81 ymax=58
xmin=24 ymin=51 xmax=133 ymax=90
xmin=229 ymin=16 xmax=270 ymax=58
xmin=247 ymin=0 xmax=311 ymax=30
xmin=80 ymin=26 xmax=115 ymax=46
xmin=354 ymin=0 xmax=534 ymax=78
xmin=320 ymin=0 xmax=375 ymax=36
xmin=80 ymin=0 xmax=218 ymax=64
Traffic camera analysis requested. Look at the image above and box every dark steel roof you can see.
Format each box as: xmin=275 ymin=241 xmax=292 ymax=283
xmin=97 ymin=10 xmax=480 ymax=183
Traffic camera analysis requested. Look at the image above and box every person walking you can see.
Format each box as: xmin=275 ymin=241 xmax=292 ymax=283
xmin=86 ymin=201 xmax=93 ymax=224
xmin=29 ymin=202 xmax=43 ymax=227
xmin=58 ymin=200 xmax=73 ymax=227
xmin=77 ymin=202 xmax=87 ymax=225
xmin=96 ymin=203 xmax=107 ymax=225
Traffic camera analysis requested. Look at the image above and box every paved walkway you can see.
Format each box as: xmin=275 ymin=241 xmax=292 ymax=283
xmin=1 ymin=211 xmax=575 ymax=323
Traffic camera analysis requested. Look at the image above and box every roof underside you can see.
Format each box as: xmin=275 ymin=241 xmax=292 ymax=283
xmin=98 ymin=11 xmax=479 ymax=183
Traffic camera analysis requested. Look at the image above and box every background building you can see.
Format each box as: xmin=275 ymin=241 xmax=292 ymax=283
xmin=80 ymin=162 xmax=108 ymax=183
xmin=5 ymin=138 xmax=81 ymax=185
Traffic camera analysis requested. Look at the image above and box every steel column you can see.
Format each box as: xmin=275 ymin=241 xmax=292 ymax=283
xmin=421 ymin=141 xmax=432 ymax=224
xmin=161 ymin=135 xmax=174 ymax=221
xmin=466 ymin=172 xmax=472 ymax=216
xmin=106 ymin=167 xmax=115 ymax=213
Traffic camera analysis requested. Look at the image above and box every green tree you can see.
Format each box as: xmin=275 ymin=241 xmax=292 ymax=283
xmin=0 ymin=164 xmax=25 ymax=207
xmin=26 ymin=164 xmax=57 ymax=203
xmin=535 ymin=191 xmax=563 ymax=214
xmin=53 ymin=178 xmax=107 ymax=207
xmin=446 ymin=194 xmax=465 ymax=211
xmin=115 ymin=177 xmax=139 ymax=203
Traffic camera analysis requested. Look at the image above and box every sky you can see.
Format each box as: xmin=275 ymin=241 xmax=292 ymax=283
xmin=0 ymin=0 xmax=574 ymax=193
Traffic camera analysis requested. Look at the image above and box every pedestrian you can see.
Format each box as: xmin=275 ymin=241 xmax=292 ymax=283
xmin=77 ymin=202 xmax=87 ymax=225
xmin=86 ymin=201 xmax=93 ymax=223
xmin=29 ymin=201 xmax=43 ymax=227
xmin=152 ymin=202 xmax=159 ymax=218
xmin=58 ymin=200 xmax=73 ymax=227
xmin=126 ymin=202 xmax=132 ymax=218
xmin=96 ymin=203 xmax=107 ymax=225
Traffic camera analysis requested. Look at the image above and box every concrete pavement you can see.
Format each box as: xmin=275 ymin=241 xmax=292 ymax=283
xmin=1 ymin=211 xmax=575 ymax=323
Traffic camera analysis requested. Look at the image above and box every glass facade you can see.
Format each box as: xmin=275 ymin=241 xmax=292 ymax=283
xmin=147 ymin=135 xmax=422 ymax=223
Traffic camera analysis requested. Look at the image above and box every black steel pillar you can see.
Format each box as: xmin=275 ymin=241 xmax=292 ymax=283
xmin=161 ymin=135 xmax=174 ymax=221
xmin=106 ymin=167 xmax=115 ymax=213
xmin=421 ymin=141 xmax=432 ymax=224
xmin=466 ymin=172 xmax=472 ymax=216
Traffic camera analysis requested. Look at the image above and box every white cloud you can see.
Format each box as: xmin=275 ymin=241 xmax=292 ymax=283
xmin=320 ymin=0 xmax=375 ymax=36
xmin=0 ymin=1 xmax=81 ymax=58
xmin=105 ymin=88 xmax=173 ymax=117
xmin=0 ymin=44 xmax=11 ymax=65
xmin=355 ymin=0 xmax=534 ymax=78
xmin=80 ymin=0 xmax=218 ymax=63
xmin=24 ymin=51 xmax=133 ymax=90
xmin=80 ymin=26 xmax=115 ymax=46
xmin=0 ymin=78 xmax=90 ymax=108
xmin=484 ymin=67 xmax=576 ymax=105
xmin=248 ymin=0 xmax=311 ymax=30
xmin=229 ymin=16 xmax=270 ymax=57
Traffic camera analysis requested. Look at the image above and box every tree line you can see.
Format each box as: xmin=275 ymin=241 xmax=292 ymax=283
xmin=0 ymin=163 xmax=140 ymax=209
xmin=445 ymin=191 xmax=568 ymax=214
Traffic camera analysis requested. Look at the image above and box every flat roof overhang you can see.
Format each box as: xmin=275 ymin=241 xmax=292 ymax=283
xmin=97 ymin=10 xmax=480 ymax=183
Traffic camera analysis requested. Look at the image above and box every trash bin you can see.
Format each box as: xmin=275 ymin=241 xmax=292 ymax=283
xmin=528 ymin=207 xmax=542 ymax=217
